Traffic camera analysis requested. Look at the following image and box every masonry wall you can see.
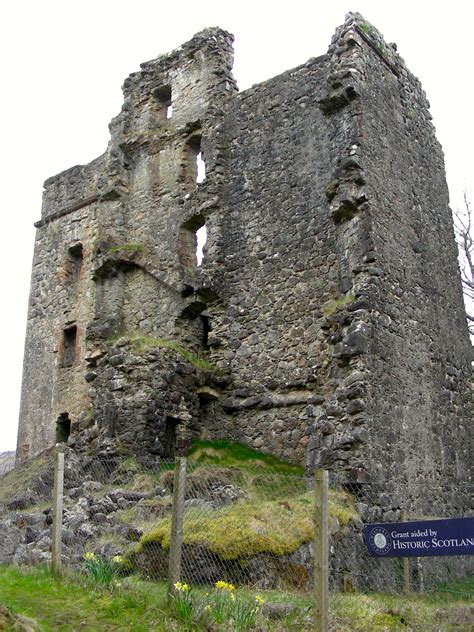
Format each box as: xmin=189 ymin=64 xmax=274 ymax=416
xmin=345 ymin=22 xmax=473 ymax=506
xmin=17 ymin=28 xmax=237 ymax=460
xmin=17 ymin=15 xmax=472 ymax=498
xmin=200 ymin=56 xmax=350 ymax=462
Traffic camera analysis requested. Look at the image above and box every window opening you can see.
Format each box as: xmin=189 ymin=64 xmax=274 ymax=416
xmin=65 ymin=243 xmax=83 ymax=282
xmin=152 ymin=85 xmax=172 ymax=120
xmin=196 ymin=224 xmax=207 ymax=266
xmin=200 ymin=312 xmax=211 ymax=347
xmin=196 ymin=151 xmax=206 ymax=183
xmin=164 ymin=416 xmax=179 ymax=457
xmin=56 ymin=413 xmax=71 ymax=444
xmin=178 ymin=214 xmax=207 ymax=272
xmin=62 ymin=325 xmax=77 ymax=367
xmin=182 ymin=134 xmax=205 ymax=188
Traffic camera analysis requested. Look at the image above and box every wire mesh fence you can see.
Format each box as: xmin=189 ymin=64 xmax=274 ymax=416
xmin=328 ymin=478 xmax=474 ymax=598
xmin=0 ymin=447 xmax=472 ymax=607
xmin=0 ymin=450 xmax=55 ymax=566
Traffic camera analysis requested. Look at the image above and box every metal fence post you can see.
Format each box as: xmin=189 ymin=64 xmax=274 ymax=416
xmin=314 ymin=469 xmax=329 ymax=632
xmin=168 ymin=457 xmax=187 ymax=598
xmin=51 ymin=447 xmax=65 ymax=573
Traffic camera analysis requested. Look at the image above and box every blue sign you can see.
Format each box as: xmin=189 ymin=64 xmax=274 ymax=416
xmin=364 ymin=517 xmax=474 ymax=558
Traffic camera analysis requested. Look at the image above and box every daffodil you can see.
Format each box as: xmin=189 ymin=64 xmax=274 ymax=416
xmin=215 ymin=580 xmax=235 ymax=592
xmin=84 ymin=552 xmax=96 ymax=560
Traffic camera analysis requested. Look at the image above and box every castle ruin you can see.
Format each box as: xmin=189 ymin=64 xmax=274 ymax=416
xmin=17 ymin=14 xmax=472 ymax=501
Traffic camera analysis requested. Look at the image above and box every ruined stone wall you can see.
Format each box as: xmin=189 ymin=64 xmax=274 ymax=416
xmin=340 ymin=20 xmax=472 ymax=504
xmin=17 ymin=28 xmax=237 ymax=460
xmin=305 ymin=16 xmax=472 ymax=508
xmin=17 ymin=15 xmax=472 ymax=497
xmin=200 ymin=56 xmax=349 ymax=461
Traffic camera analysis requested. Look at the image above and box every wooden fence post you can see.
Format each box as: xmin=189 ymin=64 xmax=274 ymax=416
xmin=51 ymin=448 xmax=65 ymax=573
xmin=168 ymin=457 xmax=187 ymax=598
xmin=314 ymin=469 xmax=329 ymax=632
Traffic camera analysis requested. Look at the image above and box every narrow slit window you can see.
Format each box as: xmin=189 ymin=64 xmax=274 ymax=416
xmin=62 ymin=325 xmax=77 ymax=367
xmin=152 ymin=85 xmax=172 ymax=120
xmin=196 ymin=224 xmax=207 ymax=266
xmin=178 ymin=215 xmax=206 ymax=272
xmin=182 ymin=134 xmax=204 ymax=188
xmin=196 ymin=151 xmax=206 ymax=183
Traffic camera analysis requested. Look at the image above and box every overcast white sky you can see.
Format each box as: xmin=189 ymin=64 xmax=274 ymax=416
xmin=0 ymin=1 xmax=472 ymax=452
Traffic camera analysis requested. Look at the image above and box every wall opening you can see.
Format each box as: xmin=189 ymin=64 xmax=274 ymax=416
xmin=152 ymin=85 xmax=172 ymax=120
xmin=65 ymin=242 xmax=83 ymax=282
xmin=163 ymin=416 xmax=179 ymax=457
xmin=196 ymin=151 xmax=206 ymax=183
xmin=196 ymin=225 xmax=207 ymax=266
xmin=178 ymin=214 xmax=206 ymax=272
xmin=56 ymin=413 xmax=71 ymax=444
xmin=182 ymin=134 xmax=205 ymax=188
xmin=62 ymin=325 xmax=77 ymax=367
xmin=200 ymin=312 xmax=211 ymax=347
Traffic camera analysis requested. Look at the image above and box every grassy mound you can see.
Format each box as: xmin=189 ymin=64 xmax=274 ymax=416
xmin=188 ymin=440 xmax=305 ymax=475
xmin=130 ymin=442 xmax=358 ymax=561
xmin=134 ymin=488 xmax=356 ymax=560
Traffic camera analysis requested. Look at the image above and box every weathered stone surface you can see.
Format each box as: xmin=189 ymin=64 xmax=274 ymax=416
xmin=14 ymin=11 xmax=471 ymax=519
xmin=6 ymin=492 xmax=38 ymax=511
xmin=0 ymin=452 xmax=15 ymax=476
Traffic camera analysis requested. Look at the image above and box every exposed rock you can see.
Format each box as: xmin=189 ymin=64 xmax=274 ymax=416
xmin=6 ymin=492 xmax=38 ymax=511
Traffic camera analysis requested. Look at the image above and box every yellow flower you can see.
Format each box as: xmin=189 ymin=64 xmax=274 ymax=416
xmin=84 ymin=552 xmax=96 ymax=560
xmin=215 ymin=580 xmax=235 ymax=592
xmin=174 ymin=581 xmax=190 ymax=592
xmin=112 ymin=555 xmax=123 ymax=564
xmin=255 ymin=595 xmax=265 ymax=606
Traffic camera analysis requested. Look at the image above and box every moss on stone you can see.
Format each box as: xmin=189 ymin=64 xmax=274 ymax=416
xmin=131 ymin=488 xmax=357 ymax=560
xmin=323 ymin=292 xmax=355 ymax=317
xmin=107 ymin=333 xmax=221 ymax=373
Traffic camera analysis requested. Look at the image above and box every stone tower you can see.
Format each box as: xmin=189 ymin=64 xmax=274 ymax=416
xmin=17 ymin=14 xmax=471 ymax=506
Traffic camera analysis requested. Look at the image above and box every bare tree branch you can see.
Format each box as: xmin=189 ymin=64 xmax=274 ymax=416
xmin=454 ymin=193 xmax=474 ymax=335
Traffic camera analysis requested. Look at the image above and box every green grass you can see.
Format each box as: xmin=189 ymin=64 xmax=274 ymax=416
xmin=107 ymin=333 xmax=221 ymax=373
xmin=0 ymin=449 xmax=53 ymax=506
xmin=132 ymin=487 xmax=357 ymax=561
xmin=0 ymin=566 xmax=168 ymax=631
xmin=188 ymin=440 xmax=305 ymax=476
xmin=0 ymin=566 xmax=472 ymax=631
xmin=330 ymin=588 xmax=474 ymax=631
xmin=125 ymin=442 xmax=357 ymax=562
xmin=323 ymin=292 xmax=355 ymax=317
